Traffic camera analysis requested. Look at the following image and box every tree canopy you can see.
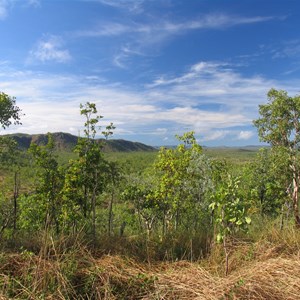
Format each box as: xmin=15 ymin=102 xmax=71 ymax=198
xmin=254 ymin=88 xmax=300 ymax=226
xmin=253 ymin=88 xmax=300 ymax=150
xmin=0 ymin=92 xmax=22 ymax=129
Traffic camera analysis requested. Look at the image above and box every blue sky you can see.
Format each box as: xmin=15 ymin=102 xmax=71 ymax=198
xmin=1 ymin=0 xmax=300 ymax=146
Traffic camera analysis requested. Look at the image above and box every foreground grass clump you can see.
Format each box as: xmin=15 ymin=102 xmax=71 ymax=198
xmin=1 ymin=223 xmax=300 ymax=299
xmin=1 ymin=249 xmax=300 ymax=299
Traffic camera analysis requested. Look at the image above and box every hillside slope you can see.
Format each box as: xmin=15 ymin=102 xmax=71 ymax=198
xmin=4 ymin=132 xmax=156 ymax=152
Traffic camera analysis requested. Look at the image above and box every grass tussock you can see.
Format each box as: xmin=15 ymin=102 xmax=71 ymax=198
xmin=1 ymin=224 xmax=300 ymax=299
xmin=1 ymin=250 xmax=300 ymax=299
xmin=154 ymin=255 xmax=300 ymax=300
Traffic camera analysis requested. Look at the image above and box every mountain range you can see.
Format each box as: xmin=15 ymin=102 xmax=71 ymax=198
xmin=4 ymin=132 xmax=156 ymax=152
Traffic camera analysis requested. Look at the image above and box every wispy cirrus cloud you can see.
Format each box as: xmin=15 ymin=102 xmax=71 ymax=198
xmin=76 ymin=23 xmax=131 ymax=37
xmin=272 ymin=39 xmax=300 ymax=59
xmin=76 ymin=13 xmax=278 ymax=38
xmin=89 ymin=0 xmax=145 ymax=13
xmin=28 ymin=35 xmax=71 ymax=64
xmin=26 ymin=0 xmax=40 ymax=7
xmin=74 ymin=12 xmax=282 ymax=69
xmin=0 ymin=0 xmax=10 ymax=20
xmin=113 ymin=44 xmax=145 ymax=68
xmin=159 ymin=14 xmax=279 ymax=32
xmin=0 ymin=0 xmax=40 ymax=20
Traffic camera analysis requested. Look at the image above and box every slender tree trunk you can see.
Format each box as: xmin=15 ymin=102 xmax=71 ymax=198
xmin=223 ymin=236 xmax=229 ymax=276
xmin=119 ymin=221 xmax=126 ymax=237
xmin=0 ymin=217 xmax=10 ymax=239
xmin=280 ymin=203 xmax=284 ymax=231
xmin=50 ymin=180 xmax=60 ymax=235
xmin=108 ymin=189 xmax=114 ymax=236
xmin=92 ymin=193 xmax=96 ymax=243
xmin=162 ymin=212 xmax=166 ymax=237
xmin=91 ymin=172 xmax=98 ymax=246
xmin=83 ymin=186 xmax=88 ymax=218
xmin=292 ymin=174 xmax=300 ymax=226
xmin=13 ymin=170 xmax=20 ymax=231
xmin=136 ymin=207 xmax=143 ymax=232
xmin=53 ymin=204 xmax=60 ymax=235
xmin=44 ymin=212 xmax=51 ymax=233
xmin=290 ymin=158 xmax=300 ymax=227
xmin=175 ymin=204 xmax=179 ymax=231
xmin=91 ymin=192 xmax=96 ymax=246
xmin=145 ymin=216 xmax=155 ymax=238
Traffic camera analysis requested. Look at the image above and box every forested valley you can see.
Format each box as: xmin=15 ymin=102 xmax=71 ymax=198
xmin=0 ymin=89 xmax=300 ymax=299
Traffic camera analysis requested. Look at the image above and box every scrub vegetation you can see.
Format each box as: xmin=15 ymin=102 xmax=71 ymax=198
xmin=0 ymin=89 xmax=300 ymax=299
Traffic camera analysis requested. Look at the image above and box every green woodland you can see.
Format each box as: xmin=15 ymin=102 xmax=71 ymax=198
xmin=0 ymin=89 xmax=300 ymax=299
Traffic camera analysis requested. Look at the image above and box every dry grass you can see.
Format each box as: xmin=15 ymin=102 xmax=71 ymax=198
xmin=68 ymin=250 xmax=300 ymax=300
xmin=152 ymin=255 xmax=300 ymax=300
xmin=1 ymin=226 xmax=300 ymax=299
xmin=1 ymin=251 xmax=300 ymax=299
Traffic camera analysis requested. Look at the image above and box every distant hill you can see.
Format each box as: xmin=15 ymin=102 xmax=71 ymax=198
xmin=4 ymin=132 xmax=156 ymax=152
xmin=101 ymin=139 xmax=156 ymax=152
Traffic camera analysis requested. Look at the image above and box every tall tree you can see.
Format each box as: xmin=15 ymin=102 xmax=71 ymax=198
xmin=0 ymin=93 xmax=22 ymax=233
xmin=246 ymin=148 xmax=290 ymax=218
xmin=29 ymin=133 xmax=63 ymax=233
xmin=0 ymin=137 xmax=23 ymax=231
xmin=0 ymin=92 xmax=22 ymax=129
xmin=254 ymin=88 xmax=300 ymax=226
xmin=63 ymin=102 xmax=114 ymax=240
xmin=154 ymin=131 xmax=210 ymax=235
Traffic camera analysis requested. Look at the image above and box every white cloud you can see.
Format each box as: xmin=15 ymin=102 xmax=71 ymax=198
xmin=0 ymin=60 xmax=298 ymax=145
xmin=161 ymin=14 xmax=277 ymax=32
xmin=74 ymin=12 xmax=281 ymax=68
xmin=147 ymin=61 xmax=276 ymax=113
xmin=272 ymin=40 xmax=300 ymax=59
xmin=0 ymin=0 xmax=9 ymax=20
xmin=157 ymin=107 xmax=247 ymax=129
xmin=28 ymin=36 xmax=71 ymax=63
xmin=76 ymin=23 xmax=130 ymax=37
xmin=27 ymin=0 xmax=40 ymax=7
xmin=237 ymin=131 xmax=254 ymax=140
xmin=77 ymin=13 xmax=278 ymax=38
xmin=113 ymin=53 xmax=127 ymax=69
xmin=200 ymin=130 xmax=231 ymax=142
xmin=91 ymin=0 xmax=145 ymax=13
xmin=148 ymin=62 xmax=230 ymax=87
xmin=0 ymin=0 xmax=40 ymax=20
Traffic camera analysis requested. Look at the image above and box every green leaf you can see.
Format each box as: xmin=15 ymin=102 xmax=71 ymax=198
xmin=245 ymin=217 xmax=251 ymax=224
xmin=216 ymin=233 xmax=223 ymax=243
xmin=236 ymin=219 xmax=243 ymax=226
xmin=209 ymin=202 xmax=216 ymax=210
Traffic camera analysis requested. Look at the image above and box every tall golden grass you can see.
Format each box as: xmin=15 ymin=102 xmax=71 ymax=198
xmin=1 ymin=224 xmax=300 ymax=299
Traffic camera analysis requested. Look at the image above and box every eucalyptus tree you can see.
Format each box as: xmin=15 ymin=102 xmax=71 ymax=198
xmin=154 ymin=131 xmax=212 ymax=235
xmin=0 ymin=92 xmax=22 ymax=233
xmin=246 ymin=148 xmax=290 ymax=218
xmin=121 ymin=178 xmax=158 ymax=237
xmin=28 ymin=133 xmax=63 ymax=233
xmin=254 ymin=89 xmax=300 ymax=226
xmin=0 ymin=92 xmax=22 ymax=129
xmin=63 ymin=102 xmax=114 ymax=240
xmin=183 ymin=149 xmax=214 ymax=233
xmin=0 ymin=137 xmax=23 ymax=231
